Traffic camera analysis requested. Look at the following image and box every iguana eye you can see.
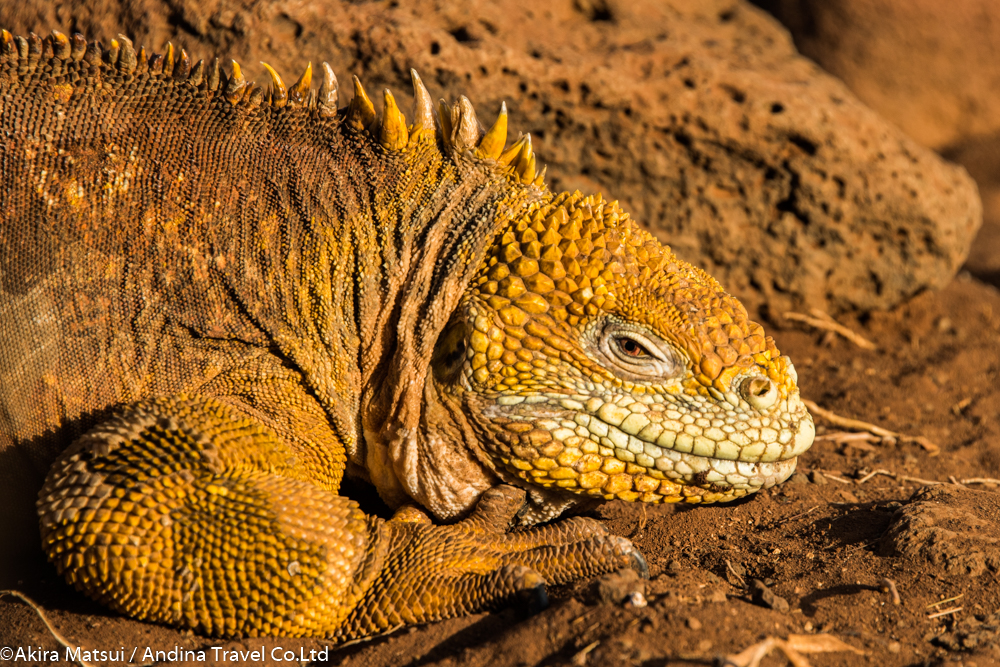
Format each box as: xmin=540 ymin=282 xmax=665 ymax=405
xmin=596 ymin=319 xmax=686 ymax=381
xmin=616 ymin=337 xmax=650 ymax=358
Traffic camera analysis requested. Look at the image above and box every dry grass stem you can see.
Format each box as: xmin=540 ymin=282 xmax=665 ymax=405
xmin=636 ymin=505 xmax=647 ymax=535
xmin=926 ymin=607 xmax=963 ymax=620
xmin=725 ymin=559 xmax=747 ymax=588
xmin=0 ymin=590 xmax=96 ymax=667
xmin=776 ymin=505 xmax=822 ymax=526
xmin=571 ymin=640 xmax=600 ymax=666
xmin=784 ymin=310 xmax=877 ymax=350
xmin=819 ymin=472 xmax=853 ymax=484
xmin=803 ymin=400 xmax=940 ymax=455
xmin=854 ymin=469 xmax=999 ymax=488
xmin=814 ymin=432 xmax=881 ymax=451
xmin=928 ymin=594 xmax=964 ymax=608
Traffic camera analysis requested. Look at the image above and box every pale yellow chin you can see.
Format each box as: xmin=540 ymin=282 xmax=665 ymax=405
xmin=502 ymin=445 xmax=803 ymax=504
xmin=490 ymin=390 xmax=815 ymax=504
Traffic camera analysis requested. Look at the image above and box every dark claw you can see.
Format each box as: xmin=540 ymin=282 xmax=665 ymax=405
xmin=606 ymin=535 xmax=650 ymax=579
xmin=628 ymin=547 xmax=650 ymax=579
xmin=504 ymin=563 xmax=549 ymax=618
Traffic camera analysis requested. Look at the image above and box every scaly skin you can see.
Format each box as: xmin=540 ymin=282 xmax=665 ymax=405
xmin=0 ymin=30 xmax=813 ymax=639
xmin=445 ymin=192 xmax=814 ymax=519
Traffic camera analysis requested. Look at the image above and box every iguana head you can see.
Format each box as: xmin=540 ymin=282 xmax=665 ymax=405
xmin=432 ymin=189 xmax=814 ymax=513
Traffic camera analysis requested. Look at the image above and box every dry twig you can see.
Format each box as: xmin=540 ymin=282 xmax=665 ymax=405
xmin=721 ymin=633 xmax=864 ymax=667
xmin=880 ymin=578 xmax=901 ymax=605
xmin=960 ymin=478 xmax=1000 ymax=486
xmin=927 ymin=607 xmax=963 ymax=620
xmin=856 ymin=468 xmax=890 ymax=484
xmin=803 ymin=399 xmax=940 ymax=455
xmin=784 ymin=310 xmax=877 ymax=350
xmin=0 ymin=590 xmax=95 ymax=667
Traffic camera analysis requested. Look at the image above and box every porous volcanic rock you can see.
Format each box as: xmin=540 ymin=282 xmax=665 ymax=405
xmin=1 ymin=0 xmax=980 ymax=316
xmin=754 ymin=0 xmax=1000 ymax=152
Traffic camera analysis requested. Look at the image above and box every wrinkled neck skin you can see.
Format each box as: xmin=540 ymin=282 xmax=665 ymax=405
xmin=362 ymin=373 xmax=499 ymax=521
xmin=365 ymin=365 xmax=590 ymax=524
xmin=355 ymin=154 xmax=541 ymax=519
xmin=359 ymin=187 xmax=596 ymax=525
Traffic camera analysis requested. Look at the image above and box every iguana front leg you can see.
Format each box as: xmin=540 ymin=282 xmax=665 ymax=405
xmin=343 ymin=484 xmax=646 ymax=639
xmin=37 ymin=395 xmax=644 ymax=639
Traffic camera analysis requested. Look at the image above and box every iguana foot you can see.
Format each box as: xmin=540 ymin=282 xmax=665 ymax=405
xmin=339 ymin=484 xmax=646 ymax=639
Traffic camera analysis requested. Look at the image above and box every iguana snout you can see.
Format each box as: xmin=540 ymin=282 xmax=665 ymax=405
xmin=435 ymin=190 xmax=814 ymax=510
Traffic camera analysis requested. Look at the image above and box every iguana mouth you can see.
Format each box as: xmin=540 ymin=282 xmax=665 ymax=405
xmin=479 ymin=387 xmax=814 ymax=504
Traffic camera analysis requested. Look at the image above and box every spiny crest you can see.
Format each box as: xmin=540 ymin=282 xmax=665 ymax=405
xmin=244 ymin=54 xmax=542 ymax=185
xmin=0 ymin=29 xmax=545 ymax=188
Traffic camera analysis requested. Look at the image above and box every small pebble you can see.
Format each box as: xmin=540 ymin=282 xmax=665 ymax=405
xmin=887 ymin=641 xmax=901 ymax=654
xmin=703 ymin=571 xmax=725 ymax=586
xmin=839 ymin=490 xmax=859 ymax=503
xmin=788 ymin=472 xmax=809 ymax=485
xmin=809 ymin=471 xmax=828 ymax=485
xmin=686 ymin=617 xmax=702 ymax=630
xmin=624 ymin=591 xmax=647 ymax=609
xmin=750 ymin=579 xmax=790 ymax=612
xmin=594 ymin=568 xmax=645 ymax=605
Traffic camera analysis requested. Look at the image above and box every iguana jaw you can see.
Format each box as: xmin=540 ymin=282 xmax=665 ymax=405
xmin=463 ymin=372 xmax=811 ymax=507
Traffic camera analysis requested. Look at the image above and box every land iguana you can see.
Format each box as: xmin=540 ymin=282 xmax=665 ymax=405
xmin=0 ymin=31 xmax=815 ymax=639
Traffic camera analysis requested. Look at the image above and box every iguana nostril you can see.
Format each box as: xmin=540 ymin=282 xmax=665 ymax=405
xmin=741 ymin=376 xmax=778 ymax=411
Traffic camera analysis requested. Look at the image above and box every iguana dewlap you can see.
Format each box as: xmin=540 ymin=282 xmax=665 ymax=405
xmin=0 ymin=31 xmax=814 ymax=638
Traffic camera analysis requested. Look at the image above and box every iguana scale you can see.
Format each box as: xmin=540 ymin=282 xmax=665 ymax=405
xmin=0 ymin=31 xmax=814 ymax=639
